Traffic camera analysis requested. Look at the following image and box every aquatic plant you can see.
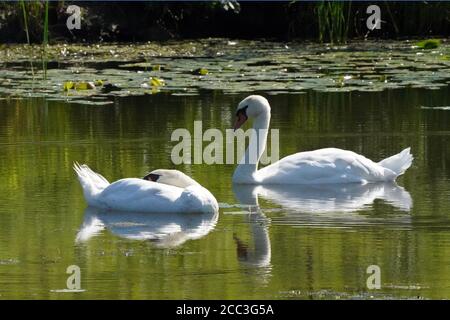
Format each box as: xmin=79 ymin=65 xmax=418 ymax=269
xmin=19 ymin=0 xmax=35 ymax=80
xmin=20 ymin=0 xmax=30 ymax=44
xmin=316 ymin=1 xmax=351 ymax=44
xmin=1 ymin=2 xmax=450 ymax=42
xmin=416 ymin=39 xmax=441 ymax=50
xmin=42 ymin=0 xmax=49 ymax=80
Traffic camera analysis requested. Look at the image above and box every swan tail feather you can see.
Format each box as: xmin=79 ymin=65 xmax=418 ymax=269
xmin=378 ymin=147 xmax=413 ymax=177
xmin=73 ymin=162 xmax=110 ymax=206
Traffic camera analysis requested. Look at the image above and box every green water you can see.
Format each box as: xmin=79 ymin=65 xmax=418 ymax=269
xmin=0 ymin=89 xmax=449 ymax=299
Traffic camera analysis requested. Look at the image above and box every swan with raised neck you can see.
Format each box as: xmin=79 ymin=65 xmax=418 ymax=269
xmin=232 ymin=95 xmax=413 ymax=185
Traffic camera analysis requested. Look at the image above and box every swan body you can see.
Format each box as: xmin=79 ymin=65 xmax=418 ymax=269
xmin=232 ymin=95 xmax=413 ymax=184
xmin=73 ymin=163 xmax=218 ymax=213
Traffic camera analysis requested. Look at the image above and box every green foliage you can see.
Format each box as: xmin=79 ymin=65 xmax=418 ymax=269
xmin=316 ymin=1 xmax=351 ymax=44
xmin=42 ymin=0 xmax=49 ymax=80
xmin=416 ymin=39 xmax=441 ymax=50
xmin=20 ymin=0 xmax=29 ymax=44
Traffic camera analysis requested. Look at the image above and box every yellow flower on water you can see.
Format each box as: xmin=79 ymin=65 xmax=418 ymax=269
xmin=75 ymin=82 xmax=96 ymax=90
xmin=150 ymin=77 xmax=165 ymax=87
xmin=63 ymin=81 xmax=74 ymax=91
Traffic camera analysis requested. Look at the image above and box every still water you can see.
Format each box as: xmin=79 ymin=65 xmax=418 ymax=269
xmin=0 ymin=89 xmax=449 ymax=299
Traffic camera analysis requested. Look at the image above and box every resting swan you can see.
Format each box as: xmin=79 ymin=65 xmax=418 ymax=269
xmin=73 ymin=163 xmax=218 ymax=213
xmin=232 ymin=95 xmax=413 ymax=184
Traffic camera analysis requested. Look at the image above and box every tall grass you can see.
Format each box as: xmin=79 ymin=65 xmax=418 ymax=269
xmin=20 ymin=0 xmax=30 ymax=44
xmin=18 ymin=1 xmax=49 ymax=79
xmin=316 ymin=1 xmax=351 ymax=44
xmin=20 ymin=0 xmax=35 ymax=80
xmin=42 ymin=0 xmax=49 ymax=80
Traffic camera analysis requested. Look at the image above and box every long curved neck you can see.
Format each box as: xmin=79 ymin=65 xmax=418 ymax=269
xmin=233 ymin=111 xmax=270 ymax=183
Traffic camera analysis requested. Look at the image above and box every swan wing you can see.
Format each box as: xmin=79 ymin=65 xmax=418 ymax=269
xmin=97 ymin=178 xmax=184 ymax=212
xmin=257 ymin=148 xmax=388 ymax=184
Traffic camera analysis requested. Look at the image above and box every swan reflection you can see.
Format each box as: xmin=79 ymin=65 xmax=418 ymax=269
xmin=76 ymin=207 xmax=218 ymax=248
xmin=231 ymin=185 xmax=272 ymax=271
xmin=233 ymin=182 xmax=413 ymax=228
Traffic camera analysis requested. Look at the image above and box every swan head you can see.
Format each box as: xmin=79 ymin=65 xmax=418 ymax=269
xmin=234 ymin=95 xmax=270 ymax=130
xmin=143 ymin=169 xmax=200 ymax=188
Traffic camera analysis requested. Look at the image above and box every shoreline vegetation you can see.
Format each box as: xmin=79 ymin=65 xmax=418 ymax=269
xmin=1 ymin=39 xmax=449 ymax=104
xmin=0 ymin=1 xmax=449 ymax=103
xmin=0 ymin=1 xmax=449 ymax=44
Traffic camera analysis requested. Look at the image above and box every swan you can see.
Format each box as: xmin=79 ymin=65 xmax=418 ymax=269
xmin=232 ymin=95 xmax=413 ymax=184
xmin=73 ymin=163 xmax=218 ymax=213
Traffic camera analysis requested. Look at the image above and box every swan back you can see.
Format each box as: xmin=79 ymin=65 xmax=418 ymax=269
xmin=144 ymin=169 xmax=200 ymax=188
xmin=144 ymin=169 xmax=218 ymax=213
xmin=177 ymin=185 xmax=219 ymax=214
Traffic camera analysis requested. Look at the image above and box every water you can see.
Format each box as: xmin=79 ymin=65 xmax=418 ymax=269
xmin=0 ymin=88 xmax=449 ymax=299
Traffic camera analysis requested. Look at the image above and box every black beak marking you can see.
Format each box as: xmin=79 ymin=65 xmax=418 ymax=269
xmin=143 ymin=173 xmax=161 ymax=182
xmin=236 ymin=105 xmax=248 ymax=120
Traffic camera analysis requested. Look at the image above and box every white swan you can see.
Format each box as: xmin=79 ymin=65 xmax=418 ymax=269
xmin=73 ymin=163 xmax=218 ymax=213
xmin=232 ymin=95 xmax=413 ymax=184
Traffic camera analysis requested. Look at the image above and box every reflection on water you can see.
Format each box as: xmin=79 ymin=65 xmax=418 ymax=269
xmin=233 ymin=182 xmax=412 ymax=211
xmin=233 ymin=182 xmax=413 ymax=229
xmin=76 ymin=207 xmax=218 ymax=248
xmin=0 ymin=89 xmax=449 ymax=299
xmin=231 ymin=182 xmax=413 ymax=271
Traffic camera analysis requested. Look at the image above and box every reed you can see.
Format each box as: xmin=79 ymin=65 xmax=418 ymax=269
xmin=20 ymin=0 xmax=35 ymax=80
xmin=316 ymin=1 xmax=350 ymax=44
xmin=20 ymin=0 xmax=30 ymax=44
xmin=42 ymin=0 xmax=49 ymax=80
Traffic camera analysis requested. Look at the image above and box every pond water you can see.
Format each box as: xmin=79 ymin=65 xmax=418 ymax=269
xmin=0 ymin=39 xmax=450 ymax=299
xmin=0 ymin=87 xmax=449 ymax=300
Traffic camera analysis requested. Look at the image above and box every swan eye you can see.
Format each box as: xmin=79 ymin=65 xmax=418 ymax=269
xmin=143 ymin=173 xmax=161 ymax=182
xmin=236 ymin=105 xmax=248 ymax=118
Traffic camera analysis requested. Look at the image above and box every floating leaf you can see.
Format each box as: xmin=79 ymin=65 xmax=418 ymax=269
xmin=379 ymin=75 xmax=387 ymax=82
xmin=193 ymin=68 xmax=209 ymax=75
xmin=101 ymin=83 xmax=122 ymax=93
xmin=150 ymin=77 xmax=165 ymax=87
xmin=63 ymin=81 xmax=74 ymax=91
xmin=94 ymin=79 xmax=104 ymax=86
xmin=416 ymin=39 xmax=441 ymax=50
xmin=75 ymin=82 xmax=95 ymax=90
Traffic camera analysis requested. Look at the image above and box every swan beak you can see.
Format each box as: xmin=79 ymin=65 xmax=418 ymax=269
xmin=233 ymin=114 xmax=248 ymax=131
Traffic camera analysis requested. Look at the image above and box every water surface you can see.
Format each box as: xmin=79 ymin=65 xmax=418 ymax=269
xmin=0 ymin=87 xmax=449 ymax=299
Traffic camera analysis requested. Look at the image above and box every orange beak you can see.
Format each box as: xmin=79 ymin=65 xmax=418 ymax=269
xmin=233 ymin=113 xmax=248 ymax=131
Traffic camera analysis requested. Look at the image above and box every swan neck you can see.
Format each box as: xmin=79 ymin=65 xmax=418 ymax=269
xmin=234 ymin=111 xmax=270 ymax=183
